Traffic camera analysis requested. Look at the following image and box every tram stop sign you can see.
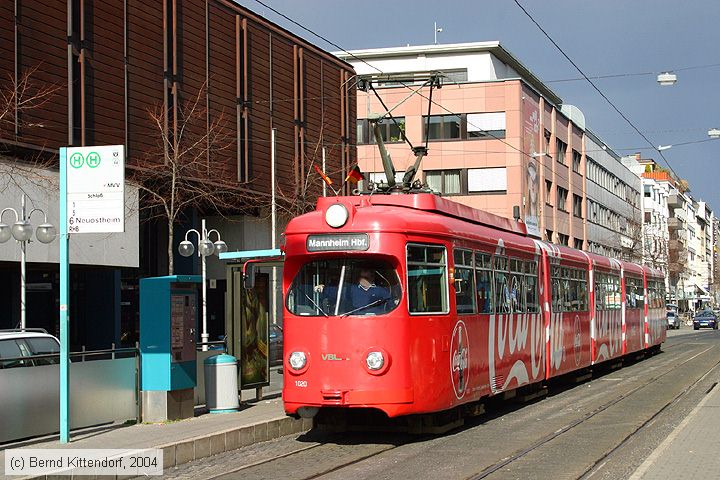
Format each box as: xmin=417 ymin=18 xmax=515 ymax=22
xmin=65 ymin=145 xmax=125 ymax=233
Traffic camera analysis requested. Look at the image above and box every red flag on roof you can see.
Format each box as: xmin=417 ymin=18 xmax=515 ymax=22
xmin=313 ymin=164 xmax=334 ymax=186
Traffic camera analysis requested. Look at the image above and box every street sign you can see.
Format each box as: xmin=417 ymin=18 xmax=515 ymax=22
xmin=58 ymin=145 xmax=125 ymax=443
xmin=66 ymin=145 xmax=125 ymax=233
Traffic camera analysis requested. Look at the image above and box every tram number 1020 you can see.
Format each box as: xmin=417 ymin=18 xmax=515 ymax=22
xmin=295 ymin=380 xmax=308 ymax=388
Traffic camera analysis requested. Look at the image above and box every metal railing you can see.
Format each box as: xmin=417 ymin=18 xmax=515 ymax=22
xmin=0 ymin=344 xmax=140 ymax=444
xmin=0 ymin=345 xmax=139 ymax=369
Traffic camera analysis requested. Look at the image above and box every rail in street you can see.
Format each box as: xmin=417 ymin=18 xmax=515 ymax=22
xmin=158 ymin=329 xmax=720 ymax=480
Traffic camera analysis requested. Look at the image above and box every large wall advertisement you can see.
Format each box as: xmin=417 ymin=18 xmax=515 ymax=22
xmin=523 ymin=94 xmax=541 ymax=238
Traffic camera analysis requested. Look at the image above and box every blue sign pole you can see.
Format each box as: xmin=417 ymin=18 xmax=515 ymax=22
xmin=59 ymin=147 xmax=70 ymax=443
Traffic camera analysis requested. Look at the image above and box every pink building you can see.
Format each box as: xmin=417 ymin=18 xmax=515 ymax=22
xmin=338 ymin=42 xmax=640 ymax=251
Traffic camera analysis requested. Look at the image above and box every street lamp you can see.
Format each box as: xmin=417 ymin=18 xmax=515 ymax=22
xmin=0 ymin=194 xmax=56 ymax=329
xmin=657 ymin=72 xmax=677 ymax=86
xmin=178 ymin=219 xmax=228 ymax=350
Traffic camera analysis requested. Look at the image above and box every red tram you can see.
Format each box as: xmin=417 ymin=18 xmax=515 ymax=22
xmin=280 ymin=193 xmax=666 ymax=421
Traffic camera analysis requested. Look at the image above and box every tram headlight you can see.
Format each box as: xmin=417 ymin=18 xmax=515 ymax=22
xmin=289 ymin=351 xmax=307 ymax=371
xmin=365 ymin=351 xmax=384 ymax=371
xmin=325 ymin=203 xmax=348 ymax=228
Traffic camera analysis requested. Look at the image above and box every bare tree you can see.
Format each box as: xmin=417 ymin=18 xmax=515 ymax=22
xmin=130 ymin=82 xmax=259 ymax=274
xmin=0 ymin=65 xmax=63 ymax=194
xmin=617 ymin=218 xmax=645 ymax=264
xmin=274 ymin=142 xmax=345 ymax=220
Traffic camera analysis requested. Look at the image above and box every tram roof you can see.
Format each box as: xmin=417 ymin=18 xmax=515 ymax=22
xmin=318 ymin=193 xmax=528 ymax=236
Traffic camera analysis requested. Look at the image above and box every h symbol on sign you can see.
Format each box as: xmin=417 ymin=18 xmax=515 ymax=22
xmin=69 ymin=153 xmax=84 ymax=168
xmin=86 ymin=152 xmax=101 ymax=168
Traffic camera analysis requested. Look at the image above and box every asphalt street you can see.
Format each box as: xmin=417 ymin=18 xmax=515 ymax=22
xmin=161 ymin=327 xmax=720 ymax=480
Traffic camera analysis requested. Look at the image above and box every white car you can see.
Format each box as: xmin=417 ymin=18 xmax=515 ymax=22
xmin=0 ymin=329 xmax=60 ymax=368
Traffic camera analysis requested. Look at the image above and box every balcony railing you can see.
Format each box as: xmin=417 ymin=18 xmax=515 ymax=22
xmin=668 ymin=217 xmax=684 ymax=230
xmin=667 ymin=193 xmax=685 ymax=208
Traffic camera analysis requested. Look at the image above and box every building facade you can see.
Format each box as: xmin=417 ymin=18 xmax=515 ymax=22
xmin=338 ymin=42 xmax=641 ymax=252
xmin=0 ymin=1 xmax=355 ymax=347
xmin=631 ymin=157 xmax=716 ymax=311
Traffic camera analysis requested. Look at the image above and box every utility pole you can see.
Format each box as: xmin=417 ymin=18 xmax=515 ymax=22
xmin=271 ymin=128 xmax=278 ymax=324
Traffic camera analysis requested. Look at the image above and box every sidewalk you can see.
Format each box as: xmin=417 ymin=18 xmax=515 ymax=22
xmin=630 ymin=378 xmax=720 ymax=479
xmin=1 ymin=396 xmax=311 ymax=480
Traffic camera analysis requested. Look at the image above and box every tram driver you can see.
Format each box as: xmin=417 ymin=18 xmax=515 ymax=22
xmin=351 ymin=267 xmax=392 ymax=314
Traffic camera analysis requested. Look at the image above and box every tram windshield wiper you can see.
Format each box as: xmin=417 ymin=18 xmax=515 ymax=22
xmin=340 ymin=298 xmax=387 ymax=318
xmin=302 ymin=291 xmax=329 ymax=317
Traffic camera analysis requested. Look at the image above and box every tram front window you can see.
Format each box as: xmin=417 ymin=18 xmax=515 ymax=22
xmin=287 ymin=259 xmax=401 ymax=317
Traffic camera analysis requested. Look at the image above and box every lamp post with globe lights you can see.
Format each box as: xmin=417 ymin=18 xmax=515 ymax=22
xmin=0 ymin=194 xmax=56 ymax=329
xmin=178 ymin=219 xmax=228 ymax=350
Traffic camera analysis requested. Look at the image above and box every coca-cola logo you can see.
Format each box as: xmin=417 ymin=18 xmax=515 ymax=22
xmin=451 ymin=320 xmax=470 ymax=399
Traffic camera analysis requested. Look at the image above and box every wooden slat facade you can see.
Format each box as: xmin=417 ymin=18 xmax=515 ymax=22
xmin=0 ymin=0 xmax=356 ymax=199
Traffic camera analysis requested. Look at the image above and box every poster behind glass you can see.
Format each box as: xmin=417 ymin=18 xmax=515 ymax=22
xmin=239 ymin=272 xmax=270 ymax=388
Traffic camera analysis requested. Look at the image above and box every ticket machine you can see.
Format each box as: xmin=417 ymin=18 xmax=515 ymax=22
xmin=139 ymin=275 xmax=202 ymax=422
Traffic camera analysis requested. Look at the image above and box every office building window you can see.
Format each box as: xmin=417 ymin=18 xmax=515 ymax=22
xmin=558 ymin=233 xmax=569 ymax=246
xmin=574 ymin=238 xmax=584 ymax=250
xmin=426 ymin=169 xmax=462 ymax=195
xmin=357 ymin=117 xmax=405 ymax=144
xmin=425 ymin=114 xmax=461 ymax=140
xmin=556 ymin=139 xmax=567 ymax=165
xmin=557 ymin=186 xmax=569 ymax=212
xmin=573 ymin=194 xmax=583 ymax=218
xmin=572 ymin=150 xmax=582 ymax=173
xmin=544 ymin=129 xmax=551 ymax=155
xmin=423 ymin=113 xmax=506 ymax=141
xmin=546 ymin=229 xmax=554 ymax=242
xmin=546 ymin=180 xmax=553 ymax=205
xmin=467 ymin=112 xmax=506 ymax=139
xmin=467 ymin=167 xmax=507 ymax=193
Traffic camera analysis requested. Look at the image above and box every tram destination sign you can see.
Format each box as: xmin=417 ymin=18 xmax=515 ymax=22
xmin=66 ymin=145 xmax=125 ymax=234
xmin=307 ymin=233 xmax=369 ymax=252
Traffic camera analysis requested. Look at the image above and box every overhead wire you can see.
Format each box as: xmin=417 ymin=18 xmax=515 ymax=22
xmin=545 ymin=61 xmax=720 ymax=83
xmin=251 ymin=0 xmax=698 ymax=181
xmin=513 ymin=0 xmax=682 ymax=180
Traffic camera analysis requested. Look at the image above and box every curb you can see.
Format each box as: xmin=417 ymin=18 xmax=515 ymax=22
xmin=158 ymin=415 xmax=313 ymax=470
xmin=18 ymin=415 xmax=312 ymax=479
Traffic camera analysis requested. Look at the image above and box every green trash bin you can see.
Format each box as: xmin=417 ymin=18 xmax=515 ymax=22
xmin=204 ymin=354 xmax=240 ymax=413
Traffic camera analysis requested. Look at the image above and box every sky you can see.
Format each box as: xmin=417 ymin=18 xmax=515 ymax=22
xmin=235 ymin=0 xmax=720 ymax=209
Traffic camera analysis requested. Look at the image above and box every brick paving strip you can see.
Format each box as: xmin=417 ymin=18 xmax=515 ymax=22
xmin=0 ymin=398 xmax=311 ymax=480
xmin=629 ymin=377 xmax=720 ymax=480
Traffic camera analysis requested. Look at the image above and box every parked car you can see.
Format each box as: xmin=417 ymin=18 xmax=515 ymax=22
xmin=0 ymin=329 xmax=60 ymax=368
xmin=666 ymin=311 xmax=681 ymax=330
xmin=693 ymin=311 xmax=719 ymax=330
xmin=269 ymin=324 xmax=283 ymax=367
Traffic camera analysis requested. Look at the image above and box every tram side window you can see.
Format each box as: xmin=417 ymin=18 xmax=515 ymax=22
xmin=525 ymin=260 xmax=540 ymax=313
xmin=494 ymin=256 xmax=511 ymax=314
xmin=595 ymin=273 xmax=621 ymax=310
xmin=625 ymin=277 xmax=635 ymax=309
xmin=551 ymin=266 xmax=587 ymax=312
xmin=454 ymin=249 xmax=476 ymax=314
xmin=595 ymin=273 xmax=606 ymax=310
xmin=551 ymin=266 xmax=562 ymax=312
xmin=625 ymin=277 xmax=644 ymax=310
xmin=407 ymin=244 xmax=449 ymax=314
xmin=509 ymin=258 xmax=525 ymax=313
xmin=636 ymin=279 xmax=645 ymax=310
xmin=475 ymin=252 xmax=494 ymax=314
xmin=647 ymin=281 xmax=664 ymax=309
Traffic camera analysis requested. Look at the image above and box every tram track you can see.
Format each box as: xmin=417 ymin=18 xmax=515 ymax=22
xmin=579 ymin=353 xmax=720 ymax=479
xmin=203 ymin=434 xmax=414 ymax=480
xmin=465 ymin=340 xmax=719 ymax=480
xmin=164 ymin=331 xmax=713 ymax=480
